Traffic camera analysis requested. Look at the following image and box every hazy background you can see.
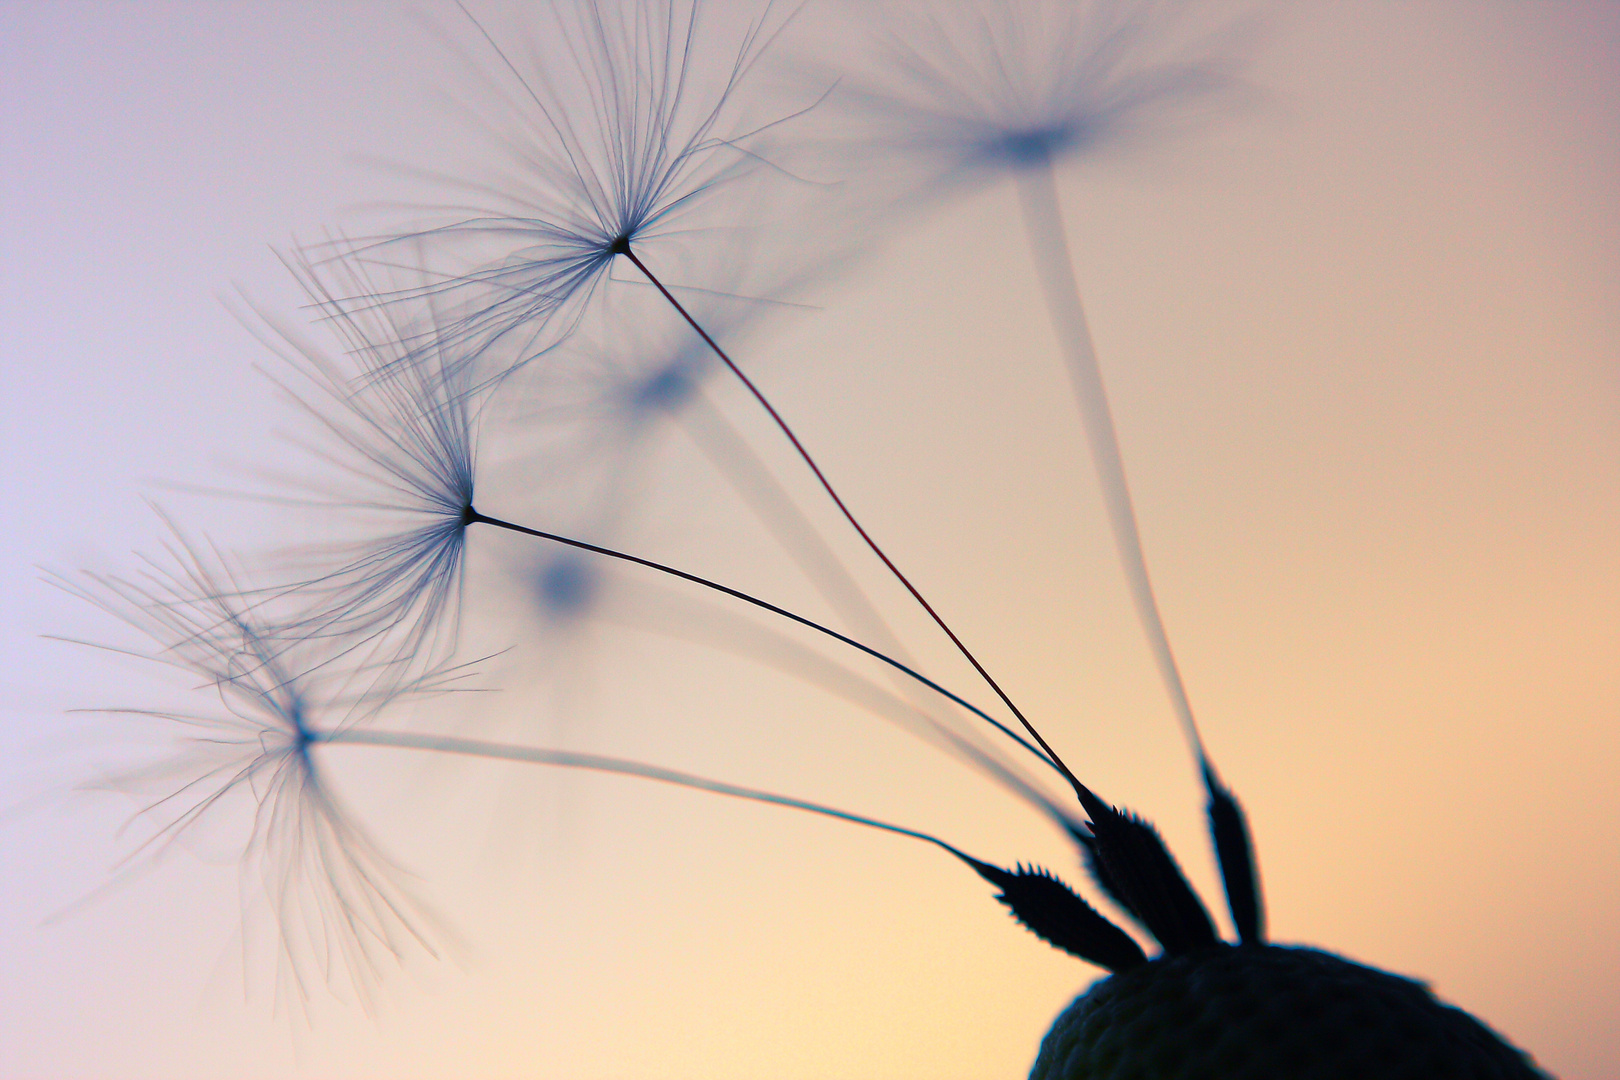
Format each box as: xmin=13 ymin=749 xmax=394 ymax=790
xmin=2 ymin=2 xmax=1616 ymax=1078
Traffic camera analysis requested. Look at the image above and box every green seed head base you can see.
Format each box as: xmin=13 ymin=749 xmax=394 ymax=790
xmin=1030 ymin=945 xmax=1548 ymax=1080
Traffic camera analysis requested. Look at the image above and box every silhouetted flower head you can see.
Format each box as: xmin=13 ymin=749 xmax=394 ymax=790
xmin=339 ymin=0 xmax=815 ymax=382
xmin=58 ymin=535 xmax=439 ymax=1007
xmin=834 ymin=0 xmax=1248 ymax=197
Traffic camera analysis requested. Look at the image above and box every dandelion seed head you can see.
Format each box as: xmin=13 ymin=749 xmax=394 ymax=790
xmin=334 ymin=0 xmax=818 ymax=381
xmin=831 ymin=0 xmax=1251 ymax=198
xmin=57 ymin=534 xmax=439 ymax=1010
xmin=246 ymin=254 xmax=486 ymax=674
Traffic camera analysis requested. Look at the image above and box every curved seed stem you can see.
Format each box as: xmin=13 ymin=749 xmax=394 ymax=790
xmin=619 ymin=247 xmax=1091 ymax=803
xmin=1014 ymin=152 xmax=1207 ymax=772
xmin=465 ymin=508 xmax=1060 ymax=776
xmin=317 ymin=726 xmax=977 ymax=863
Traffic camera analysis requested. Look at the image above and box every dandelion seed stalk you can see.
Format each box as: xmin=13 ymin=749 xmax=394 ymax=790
xmin=671 ymin=395 xmax=1088 ymax=834
xmin=1013 ymin=148 xmax=1205 ymax=771
xmin=1012 ymin=146 xmax=1265 ymax=944
xmin=617 ymin=243 xmax=1090 ymax=798
xmin=315 ymin=727 xmax=963 ymax=855
xmin=316 ymin=725 xmax=1145 ymax=972
xmin=463 ymin=506 xmax=1057 ymax=774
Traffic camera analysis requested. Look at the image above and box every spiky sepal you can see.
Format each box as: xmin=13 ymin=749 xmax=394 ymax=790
xmin=1082 ymin=803 xmax=1219 ymax=955
xmin=969 ymin=860 xmax=1147 ymax=973
xmin=1203 ymin=765 xmax=1264 ymax=945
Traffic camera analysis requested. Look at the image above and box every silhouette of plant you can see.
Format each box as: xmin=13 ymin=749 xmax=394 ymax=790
xmin=52 ymin=3 xmax=1553 ymax=1077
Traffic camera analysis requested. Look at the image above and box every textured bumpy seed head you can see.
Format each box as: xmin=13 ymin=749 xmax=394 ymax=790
xmin=1030 ymin=945 xmax=1547 ymax=1080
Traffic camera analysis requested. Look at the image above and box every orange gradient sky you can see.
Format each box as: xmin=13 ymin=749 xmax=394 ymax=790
xmin=2 ymin=2 xmax=1616 ymax=1078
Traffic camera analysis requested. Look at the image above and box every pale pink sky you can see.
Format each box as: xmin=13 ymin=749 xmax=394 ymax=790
xmin=2 ymin=2 xmax=1616 ymax=1078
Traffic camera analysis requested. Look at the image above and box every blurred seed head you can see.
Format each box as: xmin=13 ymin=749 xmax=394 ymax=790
xmin=825 ymin=0 xmax=1255 ymax=204
xmin=475 ymin=286 xmax=757 ymax=556
xmin=54 ymin=530 xmax=444 ymax=1010
xmin=535 ymin=551 xmax=600 ymax=617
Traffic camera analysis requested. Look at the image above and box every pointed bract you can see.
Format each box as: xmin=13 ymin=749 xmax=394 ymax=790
xmin=1068 ymin=819 xmax=1141 ymax=928
xmin=1204 ymin=763 xmax=1264 ymax=945
xmin=1082 ymin=798 xmax=1219 ymax=955
xmin=970 ymin=859 xmax=1147 ymax=972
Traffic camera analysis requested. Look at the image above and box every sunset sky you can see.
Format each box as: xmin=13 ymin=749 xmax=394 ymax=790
xmin=2 ymin=3 xmax=1616 ymax=1078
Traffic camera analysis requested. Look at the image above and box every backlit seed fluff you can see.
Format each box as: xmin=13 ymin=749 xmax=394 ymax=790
xmin=56 ymin=536 xmax=439 ymax=1007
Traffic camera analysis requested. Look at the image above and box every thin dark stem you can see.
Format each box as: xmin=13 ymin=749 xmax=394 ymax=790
xmin=463 ymin=508 xmax=1059 ymax=775
xmin=317 ymin=726 xmax=978 ymax=864
xmin=619 ymin=247 xmax=1091 ymax=803
xmin=677 ymin=398 xmax=1086 ymax=833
